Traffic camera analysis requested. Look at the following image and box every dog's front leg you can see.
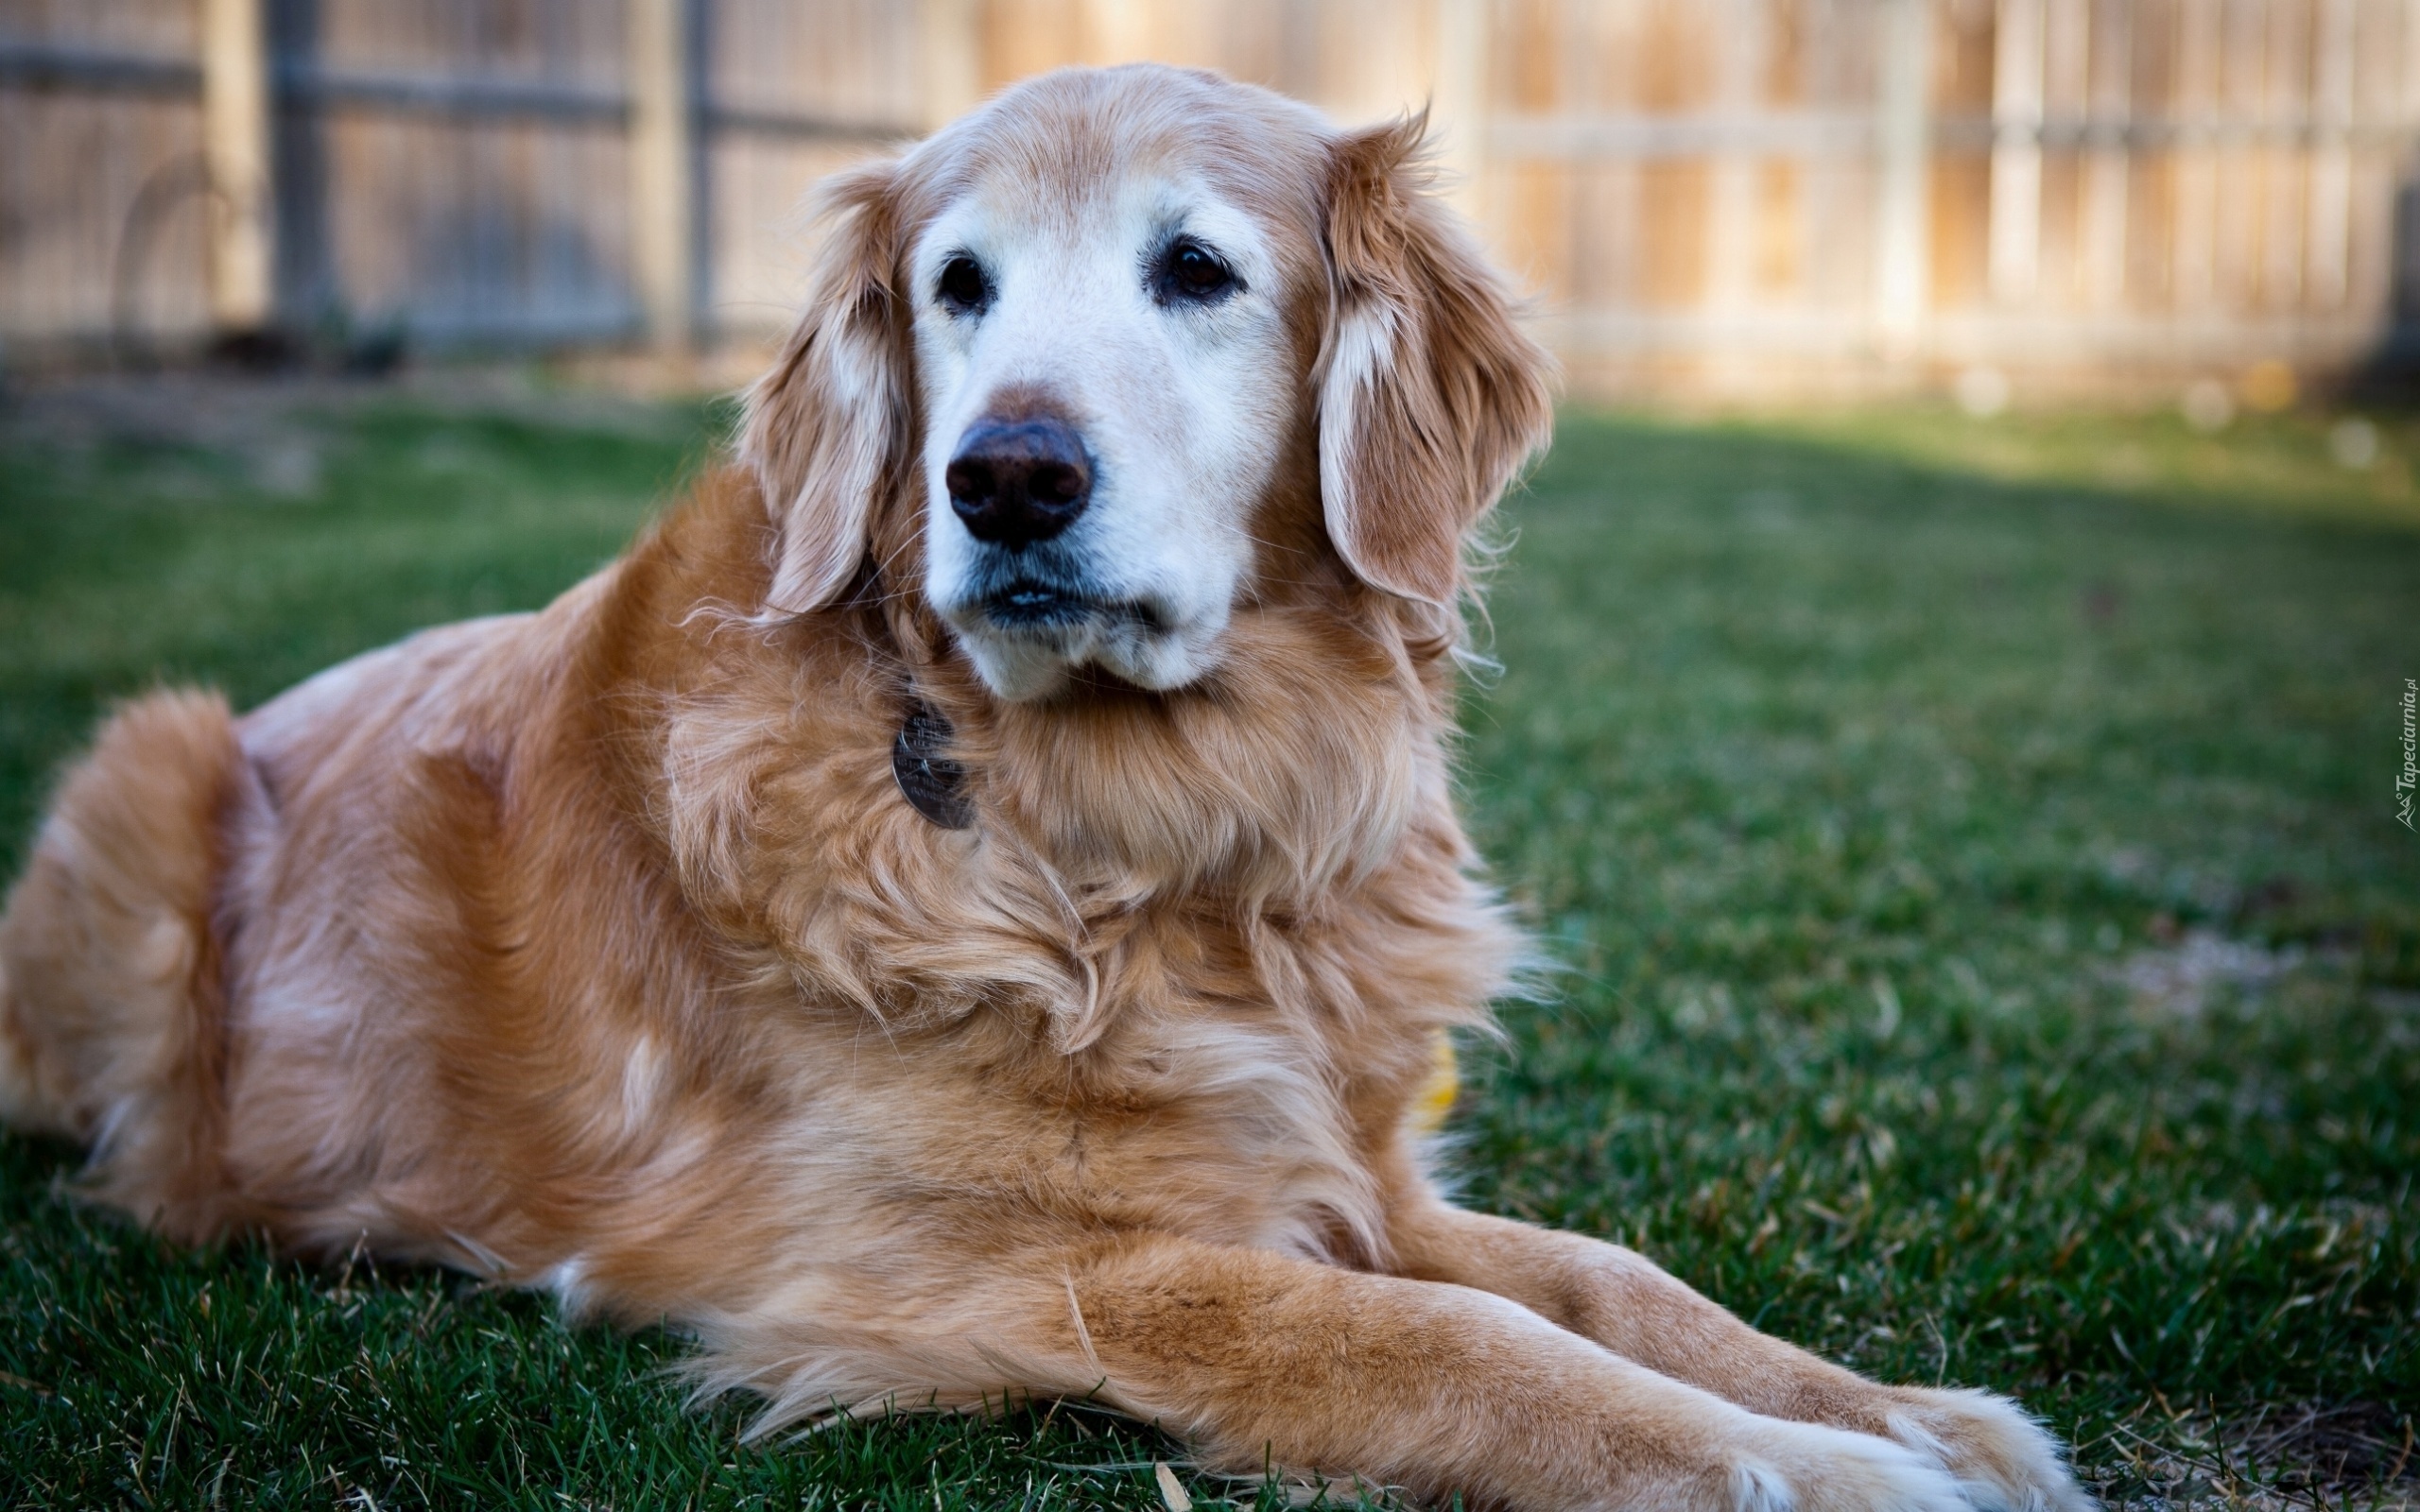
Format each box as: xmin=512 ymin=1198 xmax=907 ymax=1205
xmin=1387 ymin=1202 xmax=2091 ymax=1512
xmin=1037 ymin=1232 xmax=1970 ymax=1512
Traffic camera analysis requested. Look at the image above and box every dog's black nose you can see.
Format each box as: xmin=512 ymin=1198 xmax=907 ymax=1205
xmin=945 ymin=417 xmax=1092 ymax=548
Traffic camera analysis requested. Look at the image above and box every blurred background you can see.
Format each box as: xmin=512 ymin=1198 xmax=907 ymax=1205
xmin=3 ymin=7 xmax=2418 ymax=1507
xmin=4 ymin=0 xmax=2418 ymax=406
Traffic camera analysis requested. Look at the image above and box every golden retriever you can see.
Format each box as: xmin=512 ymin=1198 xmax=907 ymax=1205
xmin=0 ymin=64 xmax=2088 ymax=1512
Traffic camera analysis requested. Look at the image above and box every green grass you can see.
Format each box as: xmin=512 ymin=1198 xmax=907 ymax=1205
xmin=2 ymin=383 xmax=2414 ymax=1509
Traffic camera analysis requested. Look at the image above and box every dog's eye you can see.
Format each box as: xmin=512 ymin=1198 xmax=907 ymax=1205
xmin=1155 ymin=239 xmax=1237 ymax=305
xmin=937 ymin=255 xmax=990 ymax=315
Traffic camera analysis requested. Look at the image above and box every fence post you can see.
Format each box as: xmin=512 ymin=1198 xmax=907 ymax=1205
xmin=1873 ymin=0 xmax=1933 ymax=354
xmin=630 ymin=0 xmax=695 ymax=353
xmin=201 ymin=0 xmax=273 ymax=333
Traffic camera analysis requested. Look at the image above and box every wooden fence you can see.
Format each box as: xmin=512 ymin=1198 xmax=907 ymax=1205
xmin=5 ymin=0 xmax=2417 ymax=393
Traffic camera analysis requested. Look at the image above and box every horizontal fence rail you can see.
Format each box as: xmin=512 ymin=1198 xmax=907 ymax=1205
xmin=1484 ymin=112 xmax=2420 ymax=156
xmin=3 ymin=0 xmax=2415 ymax=394
xmin=279 ymin=62 xmax=630 ymax=121
xmin=0 ymin=38 xmax=201 ymax=93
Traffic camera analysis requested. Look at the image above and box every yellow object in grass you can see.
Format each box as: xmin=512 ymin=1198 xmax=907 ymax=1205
xmin=1410 ymin=1031 xmax=1458 ymax=1135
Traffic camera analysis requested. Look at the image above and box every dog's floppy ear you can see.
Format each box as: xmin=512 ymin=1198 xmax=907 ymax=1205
xmin=740 ymin=160 xmax=912 ymax=615
xmin=1319 ymin=115 xmax=1555 ymax=605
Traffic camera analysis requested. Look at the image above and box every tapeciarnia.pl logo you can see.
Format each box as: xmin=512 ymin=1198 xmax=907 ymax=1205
xmin=2399 ymin=678 xmax=2417 ymax=832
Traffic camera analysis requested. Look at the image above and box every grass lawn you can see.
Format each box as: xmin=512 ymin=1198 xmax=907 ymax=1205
xmin=1 ymin=376 xmax=2413 ymax=1510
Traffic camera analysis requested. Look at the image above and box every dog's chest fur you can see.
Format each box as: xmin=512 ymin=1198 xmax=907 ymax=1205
xmin=216 ymin=472 xmax=1512 ymax=1303
xmin=634 ymin=535 xmax=1511 ymax=1270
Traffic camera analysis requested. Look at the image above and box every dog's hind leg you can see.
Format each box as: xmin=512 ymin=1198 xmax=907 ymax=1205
xmin=0 ymin=689 xmax=246 ymax=1242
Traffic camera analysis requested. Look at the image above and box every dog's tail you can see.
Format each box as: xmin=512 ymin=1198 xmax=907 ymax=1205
xmin=0 ymin=689 xmax=244 ymax=1241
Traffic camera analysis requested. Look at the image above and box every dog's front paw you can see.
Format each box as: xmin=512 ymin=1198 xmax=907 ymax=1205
xmin=1729 ymin=1417 xmax=1975 ymax=1512
xmin=1879 ymin=1387 xmax=2092 ymax=1512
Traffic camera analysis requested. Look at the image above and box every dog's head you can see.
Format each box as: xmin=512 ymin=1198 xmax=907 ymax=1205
xmin=742 ymin=64 xmax=1553 ymax=702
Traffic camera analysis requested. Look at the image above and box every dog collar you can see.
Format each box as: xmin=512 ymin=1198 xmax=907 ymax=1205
xmin=893 ymin=699 xmax=974 ymax=829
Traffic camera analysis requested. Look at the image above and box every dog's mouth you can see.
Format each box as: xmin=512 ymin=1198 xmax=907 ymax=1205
xmin=979 ymin=579 xmax=1167 ymax=635
xmin=935 ymin=557 xmax=1218 ymax=701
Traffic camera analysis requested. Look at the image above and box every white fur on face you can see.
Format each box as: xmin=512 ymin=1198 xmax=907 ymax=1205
xmin=910 ymin=177 xmax=1295 ymax=701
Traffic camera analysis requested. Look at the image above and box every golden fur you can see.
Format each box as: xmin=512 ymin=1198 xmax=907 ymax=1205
xmin=0 ymin=66 xmax=2088 ymax=1512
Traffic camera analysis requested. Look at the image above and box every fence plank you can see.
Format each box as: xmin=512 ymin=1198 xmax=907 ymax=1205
xmin=201 ymin=0 xmax=271 ymax=329
xmin=2307 ymin=0 xmax=2355 ymax=305
xmin=1992 ymin=0 xmax=2048 ymax=300
xmin=8 ymin=0 xmax=2420 ymax=383
xmin=628 ymin=0 xmax=691 ymax=352
xmin=2080 ymin=0 xmax=2135 ymax=309
xmin=1873 ymin=0 xmax=1932 ymax=343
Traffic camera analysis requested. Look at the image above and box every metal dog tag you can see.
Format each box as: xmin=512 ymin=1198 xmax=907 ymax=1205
xmin=892 ymin=699 xmax=975 ymax=830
